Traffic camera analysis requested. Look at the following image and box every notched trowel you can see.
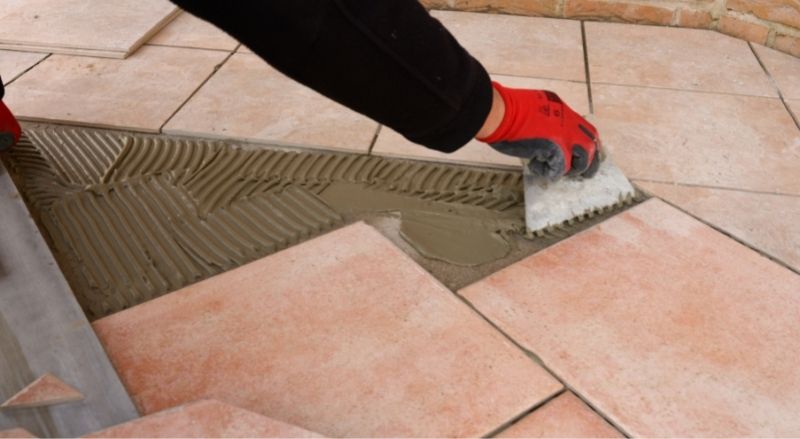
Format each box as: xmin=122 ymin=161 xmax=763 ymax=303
xmin=522 ymin=131 xmax=636 ymax=236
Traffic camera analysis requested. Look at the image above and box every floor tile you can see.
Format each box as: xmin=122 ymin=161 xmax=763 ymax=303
xmin=84 ymin=400 xmax=321 ymax=438
xmin=147 ymin=12 xmax=238 ymax=51
xmin=4 ymin=46 xmax=226 ymax=132
xmin=788 ymin=99 xmax=800 ymax=120
xmin=460 ymin=199 xmax=800 ymax=436
xmin=586 ymin=22 xmax=776 ymax=97
xmin=431 ymin=11 xmax=585 ymax=81
xmin=636 ymin=181 xmax=800 ymax=272
xmin=92 ymin=222 xmax=561 ymax=438
xmin=0 ymin=50 xmax=47 ymax=84
xmin=593 ymin=84 xmax=800 ymax=195
xmin=164 ymin=53 xmax=377 ymax=153
xmin=371 ymin=76 xmax=589 ymax=168
xmin=0 ymin=429 xmax=36 ymax=438
xmin=1 ymin=374 xmax=83 ymax=409
xmin=0 ymin=0 xmax=178 ymax=58
xmin=753 ymin=44 xmax=800 ymax=99
xmin=497 ymin=392 xmax=622 ymax=438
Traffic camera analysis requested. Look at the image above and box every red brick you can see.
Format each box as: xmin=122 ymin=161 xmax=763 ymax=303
xmin=421 ymin=0 xmax=558 ymax=16
xmin=773 ymin=33 xmax=800 ymax=57
xmin=676 ymin=7 xmax=714 ymax=28
xmin=718 ymin=15 xmax=770 ymax=44
xmin=564 ymin=0 xmax=675 ymax=25
xmin=728 ymin=0 xmax=800 ymax=29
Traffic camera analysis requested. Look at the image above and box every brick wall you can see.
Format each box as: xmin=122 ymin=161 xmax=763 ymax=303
xmin=422 ymin=0 xmax=800 ymax=57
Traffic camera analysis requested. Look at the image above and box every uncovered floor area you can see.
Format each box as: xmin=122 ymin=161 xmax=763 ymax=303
xmin=1 ymin=5 xmax=800 ymax=438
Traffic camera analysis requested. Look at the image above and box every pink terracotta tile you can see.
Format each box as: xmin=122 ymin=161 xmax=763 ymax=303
xmin=372 ymin=75 xmax=589 ymax=168
xmin=84 ymin=400 xmax=321 ymax=438
xmin=593 ymin=84 xmax=800 ymax=195
xmin=497 ymin=392 xmax=622 ymax=438
xmin=0 ymin=428 xmax=36 ymax=438
xmin=4 ymin=46 xmax=226 ymax=132
xmin=0 ymin=50 xmax=47 ymax=84
xmin=164 ymin=53 xmax=377 ymax=153
xmin=431 ymin=11 xmax=585 ymax=81
xmin=753 ymin=44 xmax=800 ymax=99
xmin=460 ymin=199 xmax=800 ymax=436
xmin=636 ymin=181 xmax=800 ymax=272
xmin=93 ymin=222 xmax=561 ymax=438
xmin=789 ymin=99 xmax=800 ymax=120
xmin=147 ymin=12 xmax=238 ymax=51
xmin=1 ymin=373 xmax=83 ymax=409
xmin=586 ymin=22 xmax=776 ymax=97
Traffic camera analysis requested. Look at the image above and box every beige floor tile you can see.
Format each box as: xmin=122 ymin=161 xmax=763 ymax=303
xmin=164 ymin=53 xmax=377 ymax=153
xmin=460 ymin=199 xmax=800 ymax=436
xmin=637 ymin=181 xmax=800 ymax=271
xmin=432 ymin=11 xmax=585 ymax=81
xmin=0 ymin=0 xmax=178 ymax=58
xmin=0 ymin=428 xmax=36 ymax=438
xmin=1 ymin=374 xmax=83 ymax=409
xmin=372 ymin=76 xmax=589 ymax=168
xmin=497 ymin=392 xmax=622 ymax=438
xmin=788 ymin=99 xmax=800 ymax=120
xmin=4 ymin=46 xmax=226 ymax=132
xmin=93 ymin=222 xmax=561 ymax=438
xmin=0 ymin=50 xmax=47 ymax=84
xmin=593 ymin=84 xmax=800 ymax=195
xmin=753 ymin=44 xmax=800 ymax=99
xmin=147 ymin=12 xmax=238 ymax=51
xmin=586 ymin=22 xmax=776 ymax=97
xmin=84 ymin=400 xmax=321 ymax=438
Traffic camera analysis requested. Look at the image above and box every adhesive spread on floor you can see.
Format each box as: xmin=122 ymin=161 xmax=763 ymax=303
xmin=5 ymin=126 xmax=526 ymax=319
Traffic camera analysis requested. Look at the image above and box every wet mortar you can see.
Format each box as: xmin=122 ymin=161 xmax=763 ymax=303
xmin=4 ymin=123 xmax=642 ymax=320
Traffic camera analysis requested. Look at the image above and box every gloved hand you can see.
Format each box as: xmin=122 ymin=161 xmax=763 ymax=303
xmin=478 ymin=82 xmax=601 ymax=180
xmin=0 ymin=79 xmax=22 ymax=151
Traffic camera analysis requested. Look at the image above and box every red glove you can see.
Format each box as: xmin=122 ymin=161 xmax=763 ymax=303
xmin=479 ymin=82 xmax=601 ymax=180
xmin=0 ymin=80 xmax=22 ymax=151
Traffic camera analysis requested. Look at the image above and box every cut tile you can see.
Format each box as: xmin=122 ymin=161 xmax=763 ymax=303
xmin=593 ymin=84 xmax=800 ymax=195
xmin=93 ymin=222 xmax=561 ymax=438
xmin=84 ymin=400 xmax=321 ymax=438
xmin=586 ymin=22 xmax=776 ymax=97
xmin=4 ymin=46 xmax=227 ymax=132
xmin=753 ymin=44 xmax=800 ymax=99
xmin=147 ymin=12 xmax=238 ymax=51
xmin=460 ymin=199 xmax=800 ymax=437
xmin=164 ymin=53 xmax=377 ymax=153
xmin=0 ymin=428 xmax=36 ymax=438
xmin=497 ymin=392 xmax=622 ymax=438
xmin=636 ymin=181 xmax=800 ymax=271
xmin=431 ymin=11 xmax=585 ymax=81
xmin=1 ymin=373 xmax=83 ymax=409
xmin=0 ymin=0 xmax=178 ymax=58
xmin=372 ymin=76 xmax=589 ymax=168
xmin=0 ymin=50 xmax=46 ymax=84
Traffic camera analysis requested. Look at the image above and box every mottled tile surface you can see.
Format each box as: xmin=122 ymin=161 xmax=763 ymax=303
xmin=93 ymin=222 xmax=561 ymax=438
xmin=0 ymin=50 xmax=46 ymax=84
xmin=432 ymin=11 xmax=585 ymax=81
xmin=1 ymin=374 xmax=83 ymax=409
xmin=0 ymin=429 xmax=36 ymax=438
xmin=84 ymin=400 xmax=321 ymax=438
xmin=372 ymin=76 xmax=589 ymax=168
xmin=593 ymin=84 xmax=800 ymax=194
xmin=164 ymin=53 xmax=377 ymax=153
xmin=4 ymin=46 xmax=226 ymax=132
xmin=460 ymin=199 xmax=800 ymax=436
xmin=147 ymin=12 xmax=238 ymax=51
xmin=788 ymin=99 xmax=800 ymax=120
xmin=0 ymin=0 xmax=177 ymax=57
xmin=637 ymin=181 xmax=800 ymax=271
xmin=497 ymin=392 xmax=622 ymax=438
xmin=753 ymin=44 xmax=800 ymax=99
xmin=586 ymin=22 xmax=775 ymax=97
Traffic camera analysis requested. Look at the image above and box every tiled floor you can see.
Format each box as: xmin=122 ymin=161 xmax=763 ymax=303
xmin=1 ymin=374 xmax=83 ymax=409
xmin=93 ymin=222 xmax=562 ymax=438
xmin=0 ymin=429 xmax=35 ymax=439
xmin=460 ymin=199 xmax=800 ymax=436
xmin=0 ymin=50 xmax=46 ymax=84
xmin=146 ymin=12 xmax=238 ymax=51
xmin=753 ymin=44 xmax=800 ymax=99
xmin=496 ymin=392 xmax=622 ymax=438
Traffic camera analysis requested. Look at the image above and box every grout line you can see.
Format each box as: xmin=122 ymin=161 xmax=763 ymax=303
xmin=367 ymin=125 xmax=382 ymax=155
xmin=144 ymin=42 xmax=237 ymax=53
xmin=158 ymin=49 xmax=237 ymax=132
xmin=451 ymin=291 xmax=633 ymax=438
xmin=591 ymin=80 xmax=783 ymax=101
xmin=748 ymin=42 xmax=800 ymax=132
xmin=485 ymin=388 xmax=568 ymax=438
xmin=4 ymin=53 xmax=52 ymax=87
xmin=487 ymin=72 xmax=587 ymax=85
xmin=630 ymin=177 xmax=800 ymax=199
xmin=580 ymin=21 xmax=594 ymax=114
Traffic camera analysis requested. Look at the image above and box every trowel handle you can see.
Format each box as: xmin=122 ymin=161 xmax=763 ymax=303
xmin=0 ymin=78 xmax=22 ymax=151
